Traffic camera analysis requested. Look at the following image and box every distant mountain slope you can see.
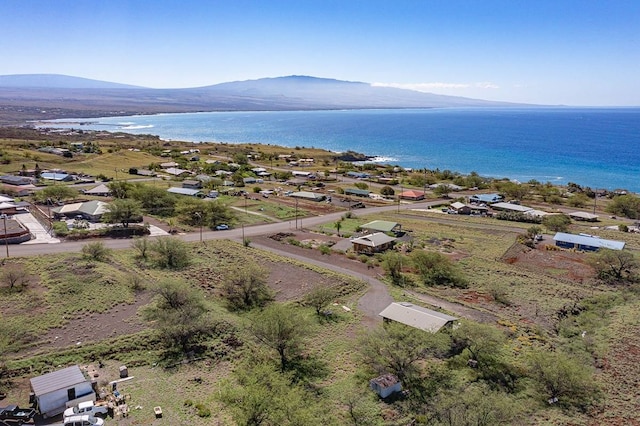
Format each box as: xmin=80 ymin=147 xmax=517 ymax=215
xmin=0 ymin=74 xmax=528 ymax=125
xmin=0 ymin=74 xmax=144 ymax=89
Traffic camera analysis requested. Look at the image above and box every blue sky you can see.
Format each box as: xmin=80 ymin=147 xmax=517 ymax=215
xmin=1 ymin=0 xmax=639 ymax=105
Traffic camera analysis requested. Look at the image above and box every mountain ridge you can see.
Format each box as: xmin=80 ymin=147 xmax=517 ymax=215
xmin=0 ymin=74 xmax=531 ymax=125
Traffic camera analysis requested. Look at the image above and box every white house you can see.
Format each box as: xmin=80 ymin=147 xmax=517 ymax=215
xmin=30 ymin=365 xmax=94 ymax=418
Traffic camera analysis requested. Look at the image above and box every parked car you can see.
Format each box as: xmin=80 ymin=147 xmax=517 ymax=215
xmin=64 ymin=401 xmax=108 ymax=419
xmin=215 ymin=224 xmax=230 ymax=231
xmin=0 ymin=405 xmax=36 ymax=423
xmin=63 ymin=414 xmax=104 ymax=426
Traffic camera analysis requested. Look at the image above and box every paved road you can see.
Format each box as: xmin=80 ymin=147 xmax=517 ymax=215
xmin=6 ymin=199 xmax=511 ymax=326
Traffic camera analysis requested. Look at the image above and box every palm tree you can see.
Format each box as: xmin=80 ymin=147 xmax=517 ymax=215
xmin=334 ymin=220 xmax=343 ymax=237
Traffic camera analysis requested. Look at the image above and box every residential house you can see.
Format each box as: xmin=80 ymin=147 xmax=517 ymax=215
xmin=52 ymin=200 xmax=109 ymax=222
xmin=290 ymin=191 xmax=326 ymax=202
xmin=167 ymin=187 xmax=204 ymax=197
xmin=553 ymin=232 xmax=625 ymax=251
xmin=469 ymin=193 xmax=503 ymax=204
xmin=399 ymin=190 xmax=425 ymax=201
xmin=360 ymin=220 xmax=401 ymax=235
xmin=568 ymin=211 xmax=599 ymax=222
xmin=351 ymin=232 xmax=396 ymax=254
xmin=82 ymin=183 xmax=111 ymax=197
xmin=449 ymin=202 xmax=471 ymax=215
xmin=345 ymin=188 xmax=370 ymax=198
xmin=182 ymin=180 xmax=203 ymax=189
xmin=40 ymin=172 xmax=74 ymax=182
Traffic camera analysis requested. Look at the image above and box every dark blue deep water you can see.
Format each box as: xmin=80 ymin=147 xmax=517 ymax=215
xmin=44 ymin=108 xmax=640 ymax=192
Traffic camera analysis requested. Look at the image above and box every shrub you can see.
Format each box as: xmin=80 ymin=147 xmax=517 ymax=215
xmin=52 ymin=221 xmax=69 ymax=237
xmin=81 ymin=241 xmax=111 ymax=261
xmin=319 ymin=244 xmax=331 ymax=255
xmin=149 ymin=237 xmax=190 ymax=269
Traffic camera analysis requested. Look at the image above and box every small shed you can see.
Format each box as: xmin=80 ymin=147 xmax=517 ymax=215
xmin=30 ymin=365 xmax=94 ymax=418
xmin=553 ymin=232 xmax=625 ymax=251
xmin=351 ymin=232 xmax=396 ymax=254
xmin=379 ymin=302 xmax=457 ymax=333
xmin=370 ymin=374 xmax=402 ymax=398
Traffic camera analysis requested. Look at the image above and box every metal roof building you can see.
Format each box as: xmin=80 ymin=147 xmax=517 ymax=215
xmin=167 ymin=187 xmax=203 ymax=197
xmin=553 ymin=232 xmax=625 ymax=251
xmin=30 ymin=365 xmax=94 ymax=418
xmin=360 ymin=220 xmax=401 ymax=234
xmin=290 ymin=191 xmax=326 ymax=201
xmin=490 ymin=202 xmax=534 ymax=213
xmin=379 ymin=302 xmax=458 ymax=333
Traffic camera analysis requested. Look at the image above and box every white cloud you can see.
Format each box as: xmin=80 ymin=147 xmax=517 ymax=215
xmin=372 ymin=81 xmax=500 ymax=92
xmin=475 ymin=82 xmax=499 ymax=89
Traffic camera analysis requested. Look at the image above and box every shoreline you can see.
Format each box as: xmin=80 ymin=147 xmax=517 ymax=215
xmin=30 ymin=107 xmax=640 ymax=193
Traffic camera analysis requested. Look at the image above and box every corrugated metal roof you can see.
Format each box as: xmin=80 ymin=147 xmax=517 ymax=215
xmin=553 ymin=232 xmax=625 ymax=250
xmin=379 ymin=302 xmax=457 ymax=333
xmin=167 ymin=187 xmax=202 ymax=196
xmin=351 ymin=232 xmax=396 ymax=247
xmin=569 ymin=211 xmax=599 ymax=220
xmin=291 ymin=191 xmax=325 ymax=200
xmin=491 ymin=202 xmax=533 ymax=213
xmin=361 ymin=220 xmax=399 ymax=233
xmin=30 ymin=365 xmax=88 ymax=396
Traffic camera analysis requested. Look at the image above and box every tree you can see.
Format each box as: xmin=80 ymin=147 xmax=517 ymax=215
xmin=304 ymin=286 xmax=336 ymax=316
xmin=433 ymin=184 xmax=453 ymax=198
xmin=35 ymin=185 xmax=77 ymax=204
xmin=149 ymin=236 xmax=190 ymax=269
xmin=144 ymin=280 xmax=209 ymax=352
xmin=107 ymin=180 xmax=133 ymax=199
xmin=527 ymin=350 xmax=599 ymax=411
xmin=103 ymin=198 xmax=142 ymax=228
xmin=567 ymin=192 xmax=590 ymax=208
xmin=542 ymin=214 xmax=571 ymax=232
xmin=131 ymin=237 xmax=150 ymax=260
xmin=429 ymin=383 xmax=518 ymax=426
xmin=606 ymin=194 xmax=640 ymax=219
xmin=381 ymin=251 xmax=405 ymax=285
xmin=131 ymin=184 xmax=177 ymax=216
xmin=380 ymin=186 xmax=395 ymax=197
xmin=334 ymin=220 xmax=343 ymax=237
xmin=223 ymin=265 xmax=274 ymax=311
xmin=410 ymin=250 xmax=467 ymax=288
xmin=220 ymin=362 xmax=325 ymax=426
xmin=1 ymin=264 xmax=29 ymax=289
xmin=251 ymin=304 xmax=309 ymax=372
xmin=589 ymin=249 xmax=638 ymax=283
xmin=450 ymin=322 xmax=519 ymax=390
xmin=358 ymin=322 xmax=450 ymax=383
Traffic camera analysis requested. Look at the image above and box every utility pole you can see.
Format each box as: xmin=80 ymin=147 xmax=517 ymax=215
xmin=2 ymin=214 xmax=9 ymax=258
xmin=295 ymin=198 xmax=298 ymax=230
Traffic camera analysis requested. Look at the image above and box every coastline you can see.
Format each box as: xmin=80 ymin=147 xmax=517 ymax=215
xmin=35 ymin=107 xmax=640 ymax=192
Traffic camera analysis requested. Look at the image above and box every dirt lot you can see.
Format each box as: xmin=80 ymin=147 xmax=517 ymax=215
xmin=504 ymin=239 xmax=596 ymax=283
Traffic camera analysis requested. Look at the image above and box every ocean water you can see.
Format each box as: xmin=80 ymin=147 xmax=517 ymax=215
xmin=43 ymin=108 xmax=640 ymax=192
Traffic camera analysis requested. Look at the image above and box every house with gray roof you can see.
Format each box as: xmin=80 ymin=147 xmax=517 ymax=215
xmin=351 ymin=232 xmax=396 ymax=254
xmin=553 ymin=232 xmax=624 ymax=251
xmin=30 ymin=365 xmax=94 ymax=418
xmin=360 ymin=220 xmax=401 ymax=235
xmin=52 ymin=200 xmax=109 ymax=221
xmin=167 ymin=187 xmax=204 ymax=197
xmin=379 ymin=302 xmax=458 ymax=333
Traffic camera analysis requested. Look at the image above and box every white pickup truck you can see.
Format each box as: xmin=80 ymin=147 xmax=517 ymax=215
xmin=63 ymin=401 xmax=108 ymax=418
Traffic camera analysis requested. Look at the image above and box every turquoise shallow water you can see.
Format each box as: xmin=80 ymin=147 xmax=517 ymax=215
xmin=44 ymin=107 xmax=640 ymax=192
